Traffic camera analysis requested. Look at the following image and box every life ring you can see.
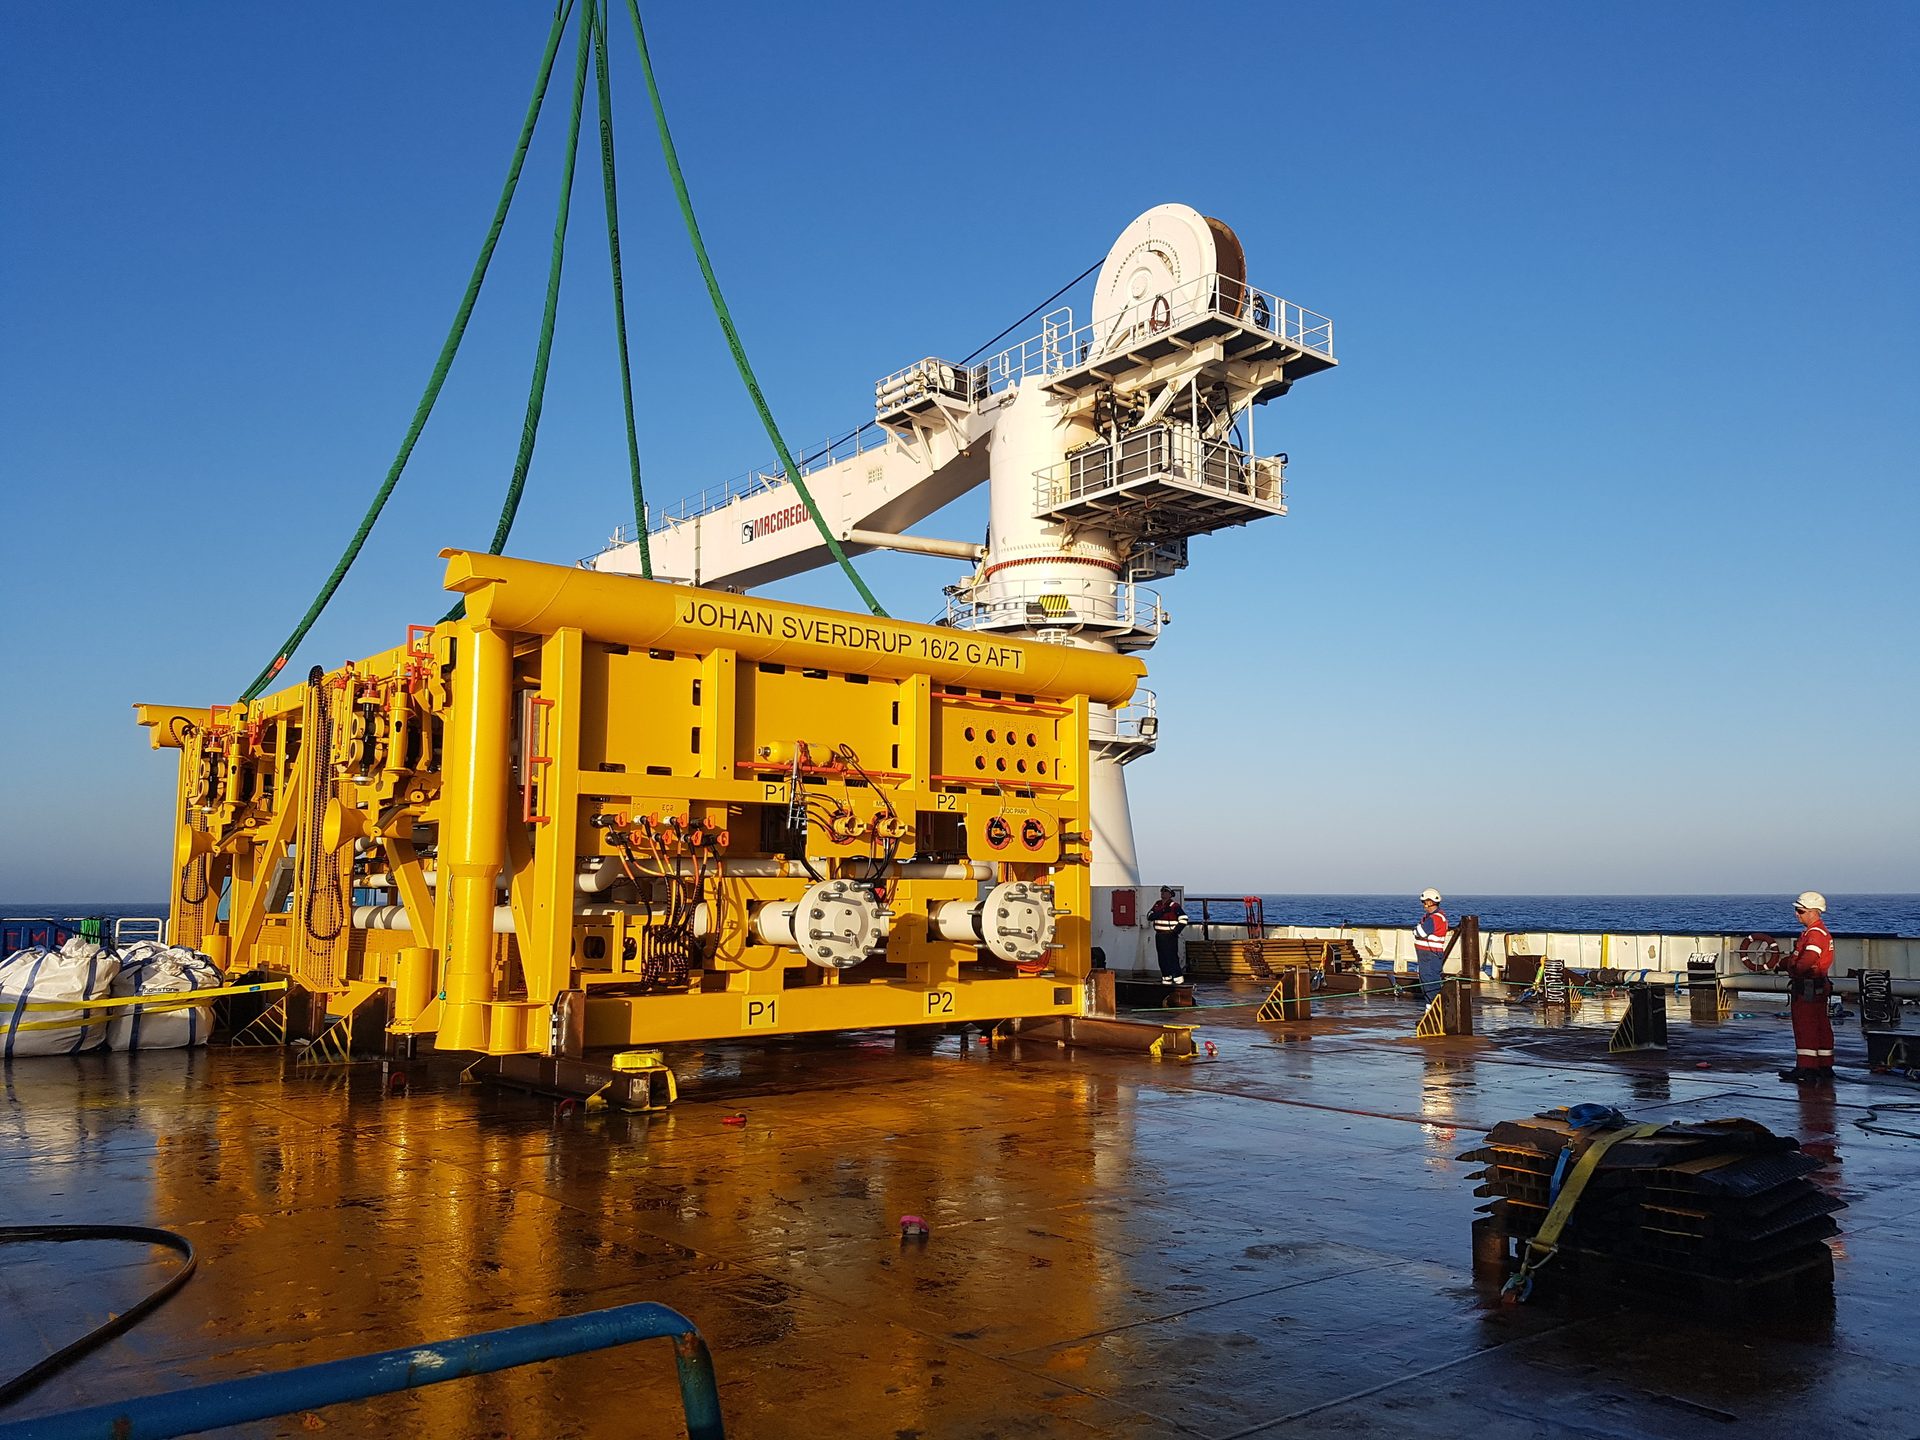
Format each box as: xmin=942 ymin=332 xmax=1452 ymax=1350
xmin=1738 ymin=933 xmax=1782 ymax=972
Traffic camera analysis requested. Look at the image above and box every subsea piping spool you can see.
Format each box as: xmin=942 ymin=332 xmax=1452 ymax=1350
xmin=752 ymin=879 xmax=892 ymax=969
xmin=931 ymin=880 xmax=1059 ymax=964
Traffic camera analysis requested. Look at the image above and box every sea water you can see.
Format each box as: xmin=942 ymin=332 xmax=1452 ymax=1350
xmin=1243 ymin=894 xmax=1920 ymax=937
xmin=7 ymin=895 xmax=1918 ymax=936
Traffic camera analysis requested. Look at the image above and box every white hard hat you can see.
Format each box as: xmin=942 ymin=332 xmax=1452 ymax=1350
xmin=1795 ymin=891 xmax=1827 ymax=913
xmin=1420 ymin=888 xmax=1442 ymax=903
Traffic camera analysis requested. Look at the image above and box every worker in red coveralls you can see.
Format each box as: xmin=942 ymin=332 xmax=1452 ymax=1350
xmin=1779 ymin=890 xmax=1836 ymax=1085
xmin=1414 ymin=888 xmax=1449 ymax=1000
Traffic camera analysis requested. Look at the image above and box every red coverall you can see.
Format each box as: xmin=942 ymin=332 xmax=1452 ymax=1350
xmin=1784 ymin=918 xmax=1835 ymax=1074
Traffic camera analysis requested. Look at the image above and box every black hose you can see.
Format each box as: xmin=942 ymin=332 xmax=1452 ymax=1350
xmin=0 ymin=1224 xmax=197 ymax=1407
xmin=1853 ymin=1101 xmax=1920 ymax=1141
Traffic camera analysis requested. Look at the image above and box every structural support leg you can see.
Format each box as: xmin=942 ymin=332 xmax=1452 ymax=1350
xmin=439 ymin=621 xmax=512 ymax=1053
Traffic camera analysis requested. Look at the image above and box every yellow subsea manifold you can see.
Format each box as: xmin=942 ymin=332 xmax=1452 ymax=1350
xmin=135 ymin=550 xmax=1144 ymax=1057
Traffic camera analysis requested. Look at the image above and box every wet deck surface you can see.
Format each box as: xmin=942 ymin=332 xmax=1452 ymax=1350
xmin=3 ymin=989 xmax=1918 ymax=1438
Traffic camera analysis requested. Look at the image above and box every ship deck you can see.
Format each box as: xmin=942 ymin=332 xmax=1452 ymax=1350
xmin=3 ymin=989 xmax=1916 ymax=1438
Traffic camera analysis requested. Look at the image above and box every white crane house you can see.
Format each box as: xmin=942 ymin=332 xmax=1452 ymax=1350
xmin=588 ymin=203 xmax=1336 ymax=968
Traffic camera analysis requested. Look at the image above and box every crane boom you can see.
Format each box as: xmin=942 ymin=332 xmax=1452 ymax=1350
xmin=592 ymin=405 xmax=995 ymax=590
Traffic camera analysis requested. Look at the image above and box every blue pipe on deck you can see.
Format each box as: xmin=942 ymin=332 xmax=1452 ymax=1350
xmin=0 ymin=1300 xmax=723 ymax=1440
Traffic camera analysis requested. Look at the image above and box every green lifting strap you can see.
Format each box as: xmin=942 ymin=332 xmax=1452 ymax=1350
xmin=442 ymin=0 xmax=596 ymax=623
xmin=240 ymin=2 xmax=576 ymax=702
xmin=589 ymin=0 xmax=652 ymax=578
xmin=619 ymin=0 xmax=888 ymax=618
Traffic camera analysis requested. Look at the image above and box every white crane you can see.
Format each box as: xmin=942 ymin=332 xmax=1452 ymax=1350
xmin=589 ymin=203 xmax=1336 ymax=912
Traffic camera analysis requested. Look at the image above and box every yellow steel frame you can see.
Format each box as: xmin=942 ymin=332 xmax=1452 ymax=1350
xmin=136 ymin=551 xmax=1144 ymax=1057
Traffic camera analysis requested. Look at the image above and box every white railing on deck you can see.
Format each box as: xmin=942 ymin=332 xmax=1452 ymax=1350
xmin=594 ymin=424 xmax=893 ymax=552
xmin=1035 ymin=425 xmax=1283 ymax=514
xmin=599 ymin=270 xmax=1329 ymax=558
xmin=1089 ymin=689 xmax=1158 ymax=748
xmin=942 ymin=575 xmax=1166 ymax=638
xmin=877 ymin=273 xmax=1332 ymax=416
xmin=112 ymin=917 xmax=169 ymax=947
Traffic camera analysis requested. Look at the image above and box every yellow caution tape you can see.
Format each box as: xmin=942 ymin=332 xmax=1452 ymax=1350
xmin=7 ymin=1014 xmax=159 ymax=1035
xmin=4 ymin=980 xmax=289 ymax=1014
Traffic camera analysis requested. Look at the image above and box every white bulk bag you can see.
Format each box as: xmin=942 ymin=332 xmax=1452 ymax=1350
xmin=1 ymin=938 xmax=120 ymax=1058
xmin=107 ymin=942 xmax=223 ymax=1051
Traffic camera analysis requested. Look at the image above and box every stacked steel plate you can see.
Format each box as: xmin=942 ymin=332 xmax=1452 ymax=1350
xmin=1463 ymin=1112 xmax=1844 ymax=1307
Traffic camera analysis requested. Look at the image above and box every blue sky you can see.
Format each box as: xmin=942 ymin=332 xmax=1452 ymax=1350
xmin=3 ymin=2 xmax=1914 ymax=901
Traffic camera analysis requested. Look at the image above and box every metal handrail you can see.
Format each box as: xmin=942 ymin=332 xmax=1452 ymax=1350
xmin=1 ymin=917 xmax=171 ymax=955
xmin=1036 ymin=425 xmax=1283 ymax=514
xmin=874 ymin=273 xmax=1330 ymax=420
xmin=1089 ymin=689 xmax=1157 ymax=745
xmin=112 ymin=917 xmax=169 ymax=948
xmin=596 ymin=270 xmax=1327 ymax=558
xmin=0 ymin=1300 xmax=724 ymax=1440
xmin=591 ymin=423 xmax=893 ymax=557
xmin=596 ymin=271 xmax=1328 ymax=558
xmin=941 ymin=575 xmax=1166 ymax=636
xmin=1186 ymin=896 xmax=1271 ymax=943
xmin=880 ymin=272 xmax=1332 ymax=412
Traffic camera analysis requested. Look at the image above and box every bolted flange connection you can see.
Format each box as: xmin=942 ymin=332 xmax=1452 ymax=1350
xmin=751 ymin=879 xmax=893 ymax=969
xmin=932 ymin=880 xmax=1059 ymax=964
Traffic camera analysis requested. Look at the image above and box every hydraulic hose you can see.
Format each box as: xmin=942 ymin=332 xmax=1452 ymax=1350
xmin=0 ymin=1225 xmax=197 ymax=1407
xmin=478 ymin=0 xmax=595 ymax=564
xmin=619 ymin=0 xmax=887 ymax=618
xmin=588 ymin=0 xmax=653 ymax=579
xmin=240 ymin=2 xmax=577 ymax=701
xmin=443 ymin=0 xmax=596 ymax=624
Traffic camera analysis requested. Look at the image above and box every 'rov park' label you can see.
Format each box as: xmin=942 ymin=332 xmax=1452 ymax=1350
xmin=675 ymin=599 xmax=1024 ymax=670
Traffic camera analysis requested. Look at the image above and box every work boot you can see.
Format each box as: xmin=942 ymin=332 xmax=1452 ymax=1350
xmin=1803 ymin=1069 xmax=1835 ymax=1085
xmin=1777 ymin=1068 xmax=1806 ymax=1082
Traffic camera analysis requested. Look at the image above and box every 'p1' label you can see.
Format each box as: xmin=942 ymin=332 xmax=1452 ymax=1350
xmin=743 ymin=997 xmax=779 ymax=1030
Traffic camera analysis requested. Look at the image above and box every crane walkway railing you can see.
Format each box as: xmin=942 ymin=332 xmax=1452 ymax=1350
xmin=876 ymin=273 xmax=1333 ymax=420
xmin=940 ymin=575 xmax=1166 ymax=641
xmin=1036 ymin=424 xmax=1284 ymax=516
xmin=591 ymin=422 xmax=891 ymax=558
xmin=594 ymin=270 xmax=1333 ymax=565
xmin=0 ymin=1300 xmax=723 ymax=1440
xmin=1089 ymin=690 xmax=1158 ymax=749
